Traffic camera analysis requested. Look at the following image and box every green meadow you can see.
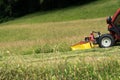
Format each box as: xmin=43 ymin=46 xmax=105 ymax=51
xmin=0 ymin=0 xmax=120 ymax=79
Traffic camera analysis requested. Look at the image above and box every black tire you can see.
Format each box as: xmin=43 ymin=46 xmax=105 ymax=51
xmin=99 ymin=34 xmax=115 ymax=48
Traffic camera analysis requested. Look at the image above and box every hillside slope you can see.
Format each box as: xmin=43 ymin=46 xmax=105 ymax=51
xmin=0 ymin=0 xmax=120 ymax=79
xmin=1 ymin=0 xmax=119 ymax=25
xmin=0 ymin=18 xmax=120 ymax=79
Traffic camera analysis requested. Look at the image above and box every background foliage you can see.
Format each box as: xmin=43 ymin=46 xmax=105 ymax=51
xmin=0 ymin=0 xmax=97 ymax=23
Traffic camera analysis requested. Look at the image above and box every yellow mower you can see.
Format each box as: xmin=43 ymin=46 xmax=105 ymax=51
xmin=71 ymin=31 xmax=100 ymax=50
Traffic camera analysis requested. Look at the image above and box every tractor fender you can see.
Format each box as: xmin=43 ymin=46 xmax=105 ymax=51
xmin=108 ymin=27 xmax=120 ymax=36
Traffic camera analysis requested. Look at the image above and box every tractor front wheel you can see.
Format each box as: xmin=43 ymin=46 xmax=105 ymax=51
xmin=99 ymin=34 xmax=115 ymax=48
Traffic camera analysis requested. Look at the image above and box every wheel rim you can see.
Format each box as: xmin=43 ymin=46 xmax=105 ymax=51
xmin=101 ymin=37 xmax=111 ymax=47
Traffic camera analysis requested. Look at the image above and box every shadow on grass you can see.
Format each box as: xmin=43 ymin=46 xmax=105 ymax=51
xmin=0 ymin=0 xmax=99 ymax=24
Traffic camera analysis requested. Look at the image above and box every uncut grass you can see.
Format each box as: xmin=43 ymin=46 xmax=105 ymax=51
xmin=0 ymin=18 xmax=106 ymax=42
xmin=0 ymin=43 xmax=120 ymax=79
xmin=0 ymin=18 xmax=107 ymax=53
xmin=0 ymin=56 xmax=120 ymax=80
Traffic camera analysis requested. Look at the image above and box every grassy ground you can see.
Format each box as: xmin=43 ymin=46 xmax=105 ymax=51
xmin=0 ymin=46 xmax=120 ymax=79
xmin=0 ymin=17 xmax=120 ymax=79
xmin=0 ymin=18 xmax=107 ymax=54
xmin=0 ymin=0 xmax=120 ymax=79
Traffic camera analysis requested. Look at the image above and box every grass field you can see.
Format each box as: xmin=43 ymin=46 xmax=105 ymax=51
xmin=0 ymin=18 xmax=107 ymax=54
xmin=0 ymin=0 xmax=120 ymax=79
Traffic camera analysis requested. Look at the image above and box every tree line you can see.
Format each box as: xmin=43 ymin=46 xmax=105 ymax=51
xmin=0 ymin=0 xmax=96 ymax=23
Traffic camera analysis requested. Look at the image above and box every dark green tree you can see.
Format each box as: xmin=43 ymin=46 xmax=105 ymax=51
xmin=41 ymin=0 xmax=97 ymax=10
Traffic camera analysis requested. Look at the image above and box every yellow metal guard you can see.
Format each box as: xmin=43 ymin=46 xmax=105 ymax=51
xmin=71 ymin=42 xmax=94 ymax=50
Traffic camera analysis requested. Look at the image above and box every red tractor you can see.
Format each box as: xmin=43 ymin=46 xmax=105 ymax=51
xmin=98 ymin=8 xmax=120 ymax=48
xmin=71 ymin=8 xmax=120 ymax=50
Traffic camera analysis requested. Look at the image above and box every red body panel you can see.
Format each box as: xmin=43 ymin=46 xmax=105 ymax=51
xmin=108 ymin=8 xmax=120 ymax=41
xmin=112 ymin=8 xmax=120 ymax=23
